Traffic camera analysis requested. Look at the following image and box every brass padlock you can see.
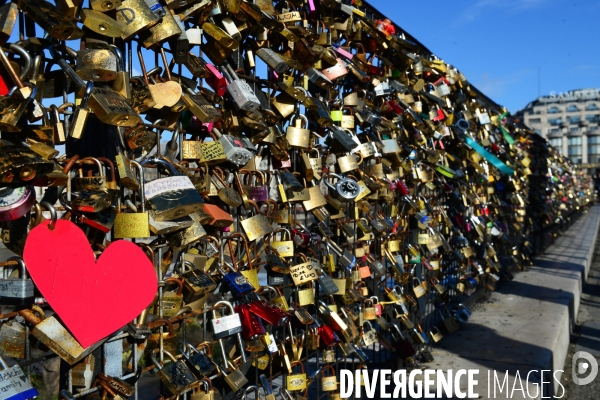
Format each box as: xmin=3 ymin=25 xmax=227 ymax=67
xmin=286 ymin=114 xmax=311 ymax=148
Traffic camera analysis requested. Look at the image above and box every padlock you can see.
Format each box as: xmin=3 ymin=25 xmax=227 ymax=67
xmin=247 ymin=292 xmax=290 ymax=326
xmin=0 ymin=257 xmax=35 ymax=306
xmin=151 ymin=349 xmax=199 ymax=395
xmin=18 ymin=307 xmax=103 ymax=364
xmin=218 ymin=261 xmax=255 ymax=298
xmin=140 ymin=7 xmax=183 ymax=48
xmin=68 ymin=159 xmax=115 ymax=214
xmin=180 ymin=342 xmax=216 ymax=379
xmin=360 ymin=321 xmax=379 ymax=347
xmin=181 ymin=85 xmax=222 ymax=123
xmin=213 ymin=128 xmax=257 ymax=167
xmin=320 ymin=364 xmax=338 ymax=392
xmin=390 ymin=323 xmax=416 ymax=359
xmin=210 ymin=300 xmax=244 ymax=343
xmin=220 ymin=63 xmax=260 ymax=111
xmin=256 ymin=47 xmax=289 ymax=74
xmin=240 ymin=200 xmax=274 ymax=242
xmin=176 ymin=260 xmax=216 ymax=303
xmin=113 ymin=160 xmax=150 ymax=238
xmin=116 ymin=0 xmax=160 ymax=39
xmin=0 ymin=355 xmax=39 ymax=399
xmin=286 ymin=361 xmax=307 ymax=391
xmin=95 ymin=373 xmax=135 ymax=399
xmin=318 ymin=300 xmax=348 ymax=331
xmin=145 ymin=319 xmax=177 ymax=354
xmin=286 ymin=114 xmax=311 ymax=148
xmin=152 ymin=277 xmax=184 ymax=317
xmin=18 ymin=0 xmax=83 ymax=40
xmin=263 ymin=285 xmax=290 ymax=311
xmin=323 ymin=173 xmax=361 ymax=203
xmin=76 ymin=47 xmax=118 ymax=82
xmin=362 ymin=298 xmax=377 ymax=321
xmin=51 ymin=45 xmax=142 ymax=127
xmin=0 ymin=318 xmax=26 ymax=359
xmin=141 ymin=157 xmax=204 ymax=221
xmin=219 ymin=356 xmax=249 ymax=392
xmin=236 ymin=302 xmax=267 ymax=340
xmin=370 ymin=296 xmax=383 ymax=316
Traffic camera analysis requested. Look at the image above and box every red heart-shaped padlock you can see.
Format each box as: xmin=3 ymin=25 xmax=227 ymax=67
xmin=23 ymin=219 xmax=157 ymax=348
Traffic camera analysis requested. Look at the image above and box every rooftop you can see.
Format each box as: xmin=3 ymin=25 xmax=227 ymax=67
xmin=524 ymin=88 xmax=600 ymax=109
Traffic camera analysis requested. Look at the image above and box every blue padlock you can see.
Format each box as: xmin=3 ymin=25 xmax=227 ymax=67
xmin=0 ymin=356 xmax=39 ymax=400
xmin=219 ymin=262 xmax=255 ymax=297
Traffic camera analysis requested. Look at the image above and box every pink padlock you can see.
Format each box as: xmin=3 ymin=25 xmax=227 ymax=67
xmin=203 ymin=122 xmax=214 ymax=132
xmin=307 ymin=0 xmax=317 ymax=16
xmin=205 ymin=64 xmax=226 ymax=97
xmin=335 ymin=46 xmax=353 ymax=61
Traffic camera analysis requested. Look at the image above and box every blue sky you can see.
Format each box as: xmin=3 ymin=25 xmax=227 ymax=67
xmin=372 ymin=0 xmax=600 ymax=113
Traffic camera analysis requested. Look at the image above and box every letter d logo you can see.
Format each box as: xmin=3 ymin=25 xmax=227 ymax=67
xmin=117 ymin=8 xmax=136 ymax=25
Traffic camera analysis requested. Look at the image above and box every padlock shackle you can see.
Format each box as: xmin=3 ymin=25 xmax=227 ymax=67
xmin=391 ymin=323 xmax=404 ymax=339
xmin=6 ymin=256 xmax=27 ymax=279
xmin=39 ymin=201 xmax=57 ymax=230
xmin=129 ymin=160 xmax=145 ymax=211
xmin=9 ymin=44 xmax=32 ymax=82
xmin=141 ymin=157 xmax=179 ymax=176
xmin=164 ymin=277 xmax=184 ymax=295
xmin=150 ymin=348 xmax=178 ymax=369
xmin=196 ymin=341 xmax=212 ymax=356
xmin=49 ymin=45 xmax=87 ymax=91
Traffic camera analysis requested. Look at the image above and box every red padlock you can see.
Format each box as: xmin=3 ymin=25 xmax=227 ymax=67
xmin=248 ymin=295 xmax=290 ymax=326
xmin=318 ymin=323 xmax=341 ymax=347
xmin=235 ymin=303 xmax=266 ymax=340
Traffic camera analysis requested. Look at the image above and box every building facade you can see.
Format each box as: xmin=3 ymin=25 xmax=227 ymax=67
xmin=517 ymin=88 xmax=600 ymax=164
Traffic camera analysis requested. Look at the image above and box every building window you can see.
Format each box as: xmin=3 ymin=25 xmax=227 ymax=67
xmin=566 ymin=105 xmax=580 ymax=112
xmin=570 ymin=127 xmax=580 ymax=133
xmin=586 ymin=104 xmax=598 ymax=111
xmin=568 ymin=116 xmax=581 ymax=124
xmin=547 ymin=118 xmax=562 ymax=125
xmin=586 ymin=114 xmax=600 ymax=123
xmin=568 ymin=136 xmax=582 ymax=163
xmin=534 ymin=129 xmax=541 ymax=135
xmin=549 ymin=128 xmax=561 ymax=134
xmin=588 ymin=136 xmax=600 ymax=163
xmin=548 ymin=107 xmax=561 ymax=114
xmin=528 ymin=118 xmax=541 ymax=124
xmin=549 ymin=137 xmax=562 ymax=153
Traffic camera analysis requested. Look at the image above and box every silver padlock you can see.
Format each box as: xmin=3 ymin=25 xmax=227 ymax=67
xmin=374 ymin=81 xmax=391 ymax=96
xmin=0 ymin=257 xmax=35 ymax=307
xmin=186 ymin=26 xmax=203 ymax=46
xmin=360 ymin=108 xmax=382 ymax=127
xmin=220 ymin=64 xmax=260 ymax=111
xmin=323 ymin=173 xmax=361 ymax=202
xmin=210 ymin=300 xmax=247 ymax=363
xmin=256 ymin=48 xmax=289 ymax=74
xmin=213 ymin=128 xmax=256 ymax=166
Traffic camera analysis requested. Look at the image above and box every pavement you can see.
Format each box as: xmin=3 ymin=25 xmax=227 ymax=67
xmin=418 ymin=205 xmax=600 ymax=400
xmin=559 ymin=232 xmax=600 ymax=399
